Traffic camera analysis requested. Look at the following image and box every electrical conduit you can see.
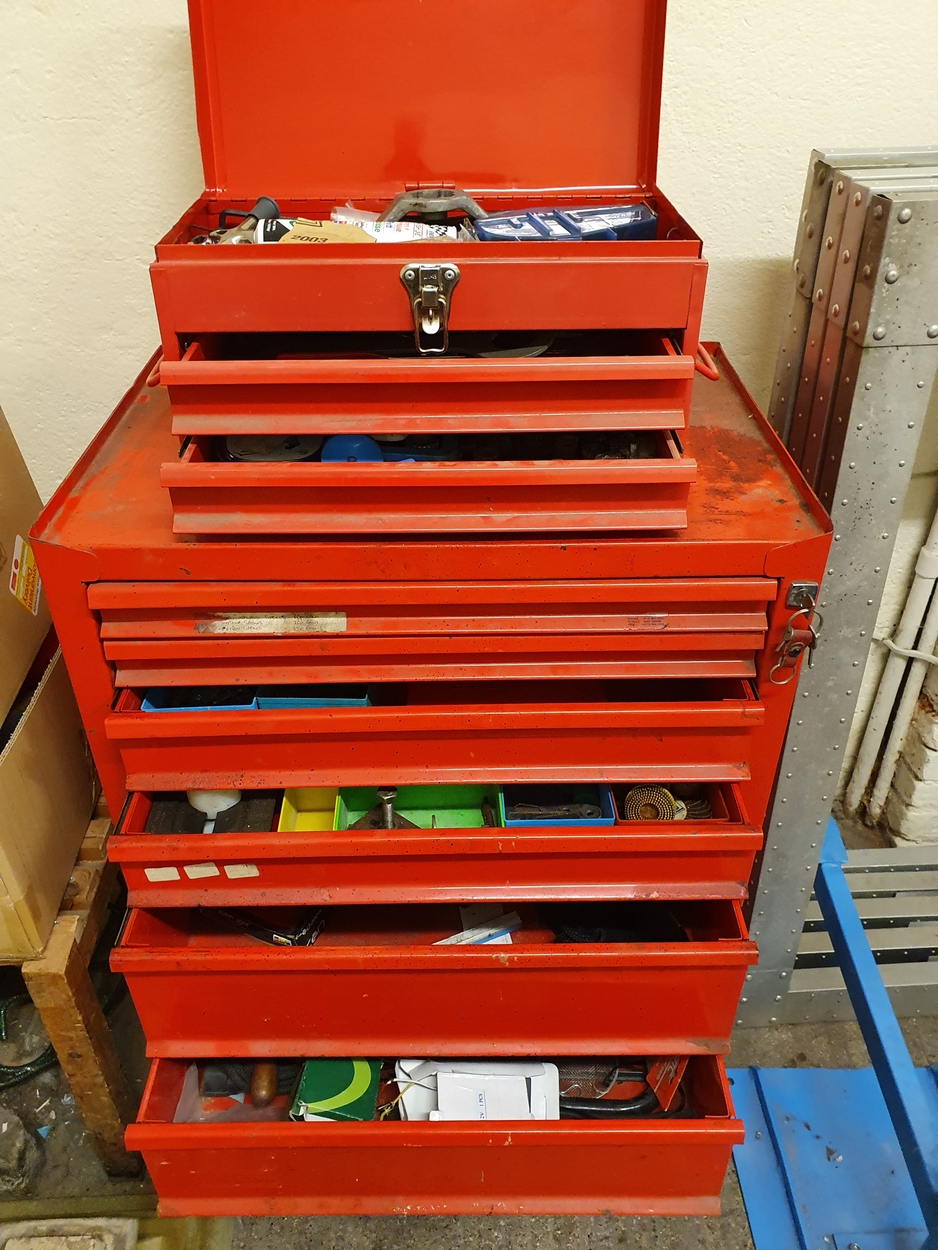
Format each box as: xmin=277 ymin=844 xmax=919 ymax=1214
xmin=844 ymin=506 xmax=938 ymax=820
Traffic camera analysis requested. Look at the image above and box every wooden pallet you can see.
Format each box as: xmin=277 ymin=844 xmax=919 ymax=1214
xmin=18 ymin=799 xmax=139 ymax=1175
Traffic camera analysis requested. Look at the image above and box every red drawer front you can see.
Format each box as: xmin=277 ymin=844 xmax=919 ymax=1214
xmin=162 ymin=432 xmax=694 ymax=536
xmin=129 ymin=1054 xmax=740 ymax=1217
xmin=113 ymin=902 xmax=755 ymax=1057
xmin=93 ymin=577 xmax=774 ymax=686
xmin=103 ymin=679 xmax=765 ymax=792
xmin=152 ymin=211 xmax=705 ymax=347
xmin=161 ymin=346 xmax=697 ymax=437
xmin=111 ymin=787 xmax=761 ymax=908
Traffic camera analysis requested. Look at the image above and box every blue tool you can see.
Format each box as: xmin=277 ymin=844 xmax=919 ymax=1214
xmin=320 ymin=435 xmax=383 ymax=463
xmin=475 ymin=203 xmax=657 ymax=242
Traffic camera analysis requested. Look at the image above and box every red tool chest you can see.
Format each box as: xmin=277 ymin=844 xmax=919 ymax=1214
xmin=30 ymin=0 xmax=832 ymax=1216
xmin=33 ymin=352 xmax=829 ymax=1214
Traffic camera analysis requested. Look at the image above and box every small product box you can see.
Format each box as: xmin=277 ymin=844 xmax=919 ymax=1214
xmin=290 ymin=1059 xmax=382 ymax=1122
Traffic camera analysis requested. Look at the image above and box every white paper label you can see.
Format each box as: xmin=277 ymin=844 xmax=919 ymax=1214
xmin=197 ymin=612 xmax=347 ymax=636
xmin=184 ymin=863 xmax=220 ymax=879
xmin=144 ymin=866 xmax=181 ymax=882
xmin=224 ymin=863 xmax=260 ymax=879
xmin=623 ymin=614 xmax=668 ymax=631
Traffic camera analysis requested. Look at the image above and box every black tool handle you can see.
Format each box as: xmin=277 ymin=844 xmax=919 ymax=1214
xmin=219 ymin=196 xmax=281 ymax=229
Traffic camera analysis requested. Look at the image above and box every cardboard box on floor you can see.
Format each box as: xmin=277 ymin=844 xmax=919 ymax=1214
xmin=0 ymin=650 xmax=97 ymax=959
xmin=0 ymin=407 xmax=51 ymax=723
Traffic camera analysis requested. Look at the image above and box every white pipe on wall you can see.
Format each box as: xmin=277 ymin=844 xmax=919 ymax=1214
xmin=867 ymin=582 xmax=938 ymax=819
xmin=844 ymin=505 xmax=938 ymax=817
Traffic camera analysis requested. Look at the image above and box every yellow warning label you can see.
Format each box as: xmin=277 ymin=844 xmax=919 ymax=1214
xmin=10 ymin=535 xmax=41 ymax=616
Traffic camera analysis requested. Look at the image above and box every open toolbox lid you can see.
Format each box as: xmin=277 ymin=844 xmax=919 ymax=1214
xmin=187 ymin=0 xmax=669 ymax=201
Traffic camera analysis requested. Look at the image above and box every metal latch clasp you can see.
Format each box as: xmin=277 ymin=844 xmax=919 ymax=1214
xmin=400 ymin=263 xmax=460 ymax=355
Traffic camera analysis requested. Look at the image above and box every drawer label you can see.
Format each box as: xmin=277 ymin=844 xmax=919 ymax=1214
xmin=224 ymin=863 xmax=260 ymax=878
xmin=184 ymin=863 xmax=220 ymax=879
xmin=623 ymin=614 xmax=668 ymax=631
xmin=144 ymin=866 xmax=180 ymax=882
xmin=196 ymin=612 xmax=347 ymax=635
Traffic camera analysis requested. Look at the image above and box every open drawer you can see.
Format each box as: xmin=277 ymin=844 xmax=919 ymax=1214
xmin=92 ymin=577 xmax=776 ymax=686
xmin=159 ymin=333 xmax=696 ymax=437
xmin=103 ymin=678 xmax=765 ymax=792
xmin=110 ymin=783 xmax=762 ymax=908
xmin=128 ymin=1054 xmax=741 ymax=1217
xmin=161 ymin=430 xmax=695 ymax=535
xmin=112 ymin=901 xmax=756 ymax=1057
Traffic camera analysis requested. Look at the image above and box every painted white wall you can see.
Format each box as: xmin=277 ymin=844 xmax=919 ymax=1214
xmin=0 ymin=1 xmax=202 ymax=503
xmin=3 ymin=1 xmax=938 ymax=501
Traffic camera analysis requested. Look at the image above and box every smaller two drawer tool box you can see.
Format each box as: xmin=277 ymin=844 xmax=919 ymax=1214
xmin=29 ymin=0 xmax=834 ymax=1215
xmin=148 ymin=0 xmax=707 ymax=536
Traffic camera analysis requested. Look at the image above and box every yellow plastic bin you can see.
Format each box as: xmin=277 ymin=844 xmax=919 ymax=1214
xmin=278 ymin=788 xmax=340 ymax=832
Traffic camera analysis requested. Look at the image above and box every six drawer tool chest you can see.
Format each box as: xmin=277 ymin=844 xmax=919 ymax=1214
xmin=31 ymin=0 xmax=832 ymax=1218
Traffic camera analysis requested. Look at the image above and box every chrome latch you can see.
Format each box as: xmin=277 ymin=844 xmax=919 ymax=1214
xmin=400 ymin=263 xmax=460 ymax=355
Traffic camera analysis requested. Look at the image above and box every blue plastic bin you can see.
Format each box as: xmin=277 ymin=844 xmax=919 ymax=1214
xmin=497 ymin=784 xmax=616 ymax=827
xmin=256 ymin=684 xmax=372 ymax=709
xmin=141 ymin=686 xmax=258 ymax=712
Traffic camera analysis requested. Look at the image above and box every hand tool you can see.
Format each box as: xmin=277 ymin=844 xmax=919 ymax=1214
xmin=349 ymin=786 xmax=420 ymax=830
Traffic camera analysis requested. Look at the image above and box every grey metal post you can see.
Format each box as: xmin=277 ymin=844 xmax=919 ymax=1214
xmin=739 ymin=189 xmax=938 ymax=1026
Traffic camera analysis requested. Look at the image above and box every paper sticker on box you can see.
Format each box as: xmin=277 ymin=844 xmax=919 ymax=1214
xmin=10 ymin=535 xmax=41 ymax=615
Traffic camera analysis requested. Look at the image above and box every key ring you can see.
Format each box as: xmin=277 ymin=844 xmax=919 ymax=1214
xmin=769 ymin=607 xmax=823 ymax=684
xmin=769 ymin=653 xmax=803 ymax=685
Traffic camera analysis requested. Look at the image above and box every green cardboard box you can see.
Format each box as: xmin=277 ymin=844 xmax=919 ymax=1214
xmin=290 ymin=1059 xmax=382 ymax=1122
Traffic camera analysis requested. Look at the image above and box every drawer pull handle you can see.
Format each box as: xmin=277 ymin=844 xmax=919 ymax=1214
xmin=145 ymin=356 xmax=163 ymax=388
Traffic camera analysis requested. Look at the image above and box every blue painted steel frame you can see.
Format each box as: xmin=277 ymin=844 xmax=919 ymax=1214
xmin=815 ymin=818 xmax=938 ymax=1249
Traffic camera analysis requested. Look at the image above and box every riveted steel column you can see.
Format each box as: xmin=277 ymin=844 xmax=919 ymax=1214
xmin=739 ymin=187 xmax=938 ymax=1027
